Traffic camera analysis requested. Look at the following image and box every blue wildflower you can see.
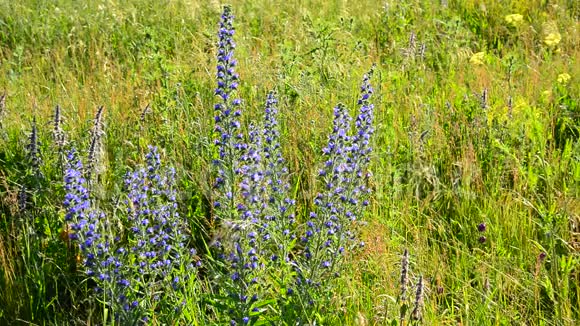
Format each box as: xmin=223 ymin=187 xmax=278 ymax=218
xmin=294 ymin=70 xmax=375 ymax=315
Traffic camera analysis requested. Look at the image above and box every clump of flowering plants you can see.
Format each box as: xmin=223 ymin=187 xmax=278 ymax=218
xmin=65 ymin=146 xmax=197 ymax=324
xmin=289 ymin=69 xmax=375 ymax=323
xmin=207 ymin=6 xmax=375 ymax=325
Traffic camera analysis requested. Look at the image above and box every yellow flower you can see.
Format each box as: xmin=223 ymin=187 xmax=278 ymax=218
xmin=505 ymin=14 xmax=524 ymax=27
xmin=541 ymin=90 xmax=552 ymax=101
xmin=557 ymin=73 xmax=571 ymax=84
xmin=544 ymin=32 xmax=562 ymax=47
xmin=470 ymin=52 xmax=485 ymax=65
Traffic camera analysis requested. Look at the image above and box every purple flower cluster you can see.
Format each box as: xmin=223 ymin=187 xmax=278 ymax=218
xmin=262 ymin=92 xmax=296 ymax=257
xmin=296 ymin=70 xmax=375 ymax=300
xmin=213 ymin=5 xmax=244 ymax=200
xmin=64 ymin=150 xmax=89 ymax=226
xmin=298 ymin=104 xmax=353 ymax=286
xmin=122 ymin=146 xmax=194 ymax=312
xmin=64 ymin=149 xmax=119 ymax=297
xmin=125 ymin=146 xmax=185 ymax=273
xmin=350 ymin=69 xmax=375 ymax=209
xmin=239 ymin=123 xmax=266 ymax=222
xmin=208 ymin=6 xmax=374 ymax=323
xmin=65 ymin=146 xmax=194 ymax=322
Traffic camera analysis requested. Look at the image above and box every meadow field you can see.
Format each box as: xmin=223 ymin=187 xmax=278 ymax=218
xmin=0 ymin=0 xmax=578 ymax=325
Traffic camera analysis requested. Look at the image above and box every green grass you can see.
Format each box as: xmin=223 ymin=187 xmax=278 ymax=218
xmin=0 ymin=0 xmax=579 ymax=324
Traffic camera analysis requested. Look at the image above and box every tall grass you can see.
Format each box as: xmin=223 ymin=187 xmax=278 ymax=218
xmin=0 ymin=0 xmax=578 ymax=324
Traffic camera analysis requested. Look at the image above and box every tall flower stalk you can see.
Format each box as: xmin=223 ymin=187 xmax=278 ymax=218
xmin=293 ymin=70 xmax=375 ymax=321
xmin=213 ymin=5 xmax=243 ymax=215
xmin=261 ymin=92 xmax=296 ymax=262
xmin=64 ymin=149 xmax=122 ymax=319
xmin=27 ymin=116 xmax=42 ymax=180
xmin=52 ymin=104 xmax=66 ymax=151
xmin=297 ymin=103 xmax=353 ymax=294
xmin=341 ymin=67 xmax=375 ymax=233
xmin=211 ymin=6 xmax=265 ymax=325
xmin=87 ymin=106 xmax=105 ymax=185
xmin=17 ymin=116 xmax=44 ymax=216
xmin=0 ymin=91 xmax=6 ymax=129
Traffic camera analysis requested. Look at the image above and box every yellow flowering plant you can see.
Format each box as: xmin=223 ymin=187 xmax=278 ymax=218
xmin=557 ymin=73 xmax=571 ymax=85
xmin=470 ymin=51 xmax=485 ymax=65
xmin=505 ymin=14 xmax=524 ymax=27
xmin=542 ymin=21 xmax=562 ymax=47
xmin=544 ymin=32 xmax=562 ymax=47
